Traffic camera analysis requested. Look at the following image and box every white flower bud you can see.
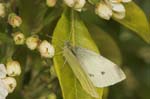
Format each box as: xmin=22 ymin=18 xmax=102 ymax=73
xmin=12 ymin=32 xmax=25 ymax=45
xmin=0 ymin=3 xmax=5 ymax=18
xmin=0 ymin=79 xmax=8 ymax=99
xmin=0 ymin=64 xmax=7 ymax=79
xmin=26 ymin=35 xmax=40 ymax=50
xmin=48 ymin=93 xmax=57 ymax=99
xmin=95 ymin=2 xmax=112 ymax=20
xmin=109 ymin=0 xmax=122 ymax=3
xmin=46 ymin=0 xmax=57 ymax=7
xmin=6 ymin=61 xmax=21 ymax=76
xmin=109 ymin=0 xmax=131 ymax=3
xmin=8 ymin=13 xmax=22 ymax=28
xmin=2 ymin=77 xmax=17 ymax=93
xmin=38 ymin=40 xmax=55 ymax=58
xmin=64 ymin=0 xmax=86 ymax=11
xmin=96 ymin=0 xmax=127 ymax=20
xmin=111 ymin=3 xmax=125 ymax=13
xmin=111 ymin=3 xmax=125 ymax=19
xmin=122 ymin=0 xmax=132 ymax=3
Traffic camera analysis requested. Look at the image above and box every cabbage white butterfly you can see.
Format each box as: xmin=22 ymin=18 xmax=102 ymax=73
xmin=48 ymin=35 xmax=100 ymax=98
xmin=63 ymin=42 xmax=99 ymax=98
xmin=52 ymin=36 xmax=126 ymax=98
xmin=71 ymin=46 xmax=126 ymax=87
xmin=63 ymin=42 xmax=126 ymax=88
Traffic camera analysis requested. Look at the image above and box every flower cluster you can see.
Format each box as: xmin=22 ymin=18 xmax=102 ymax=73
xmin=95 ymin=0 xmax=132 ymax=20
xmin=0 ymin=2 xmax=55 ymax=58
xmin=0 ymin=61 xmax=21 ymax=99
xmin=12 ymin=34 xmax=55 ymax=58
xmin=26 ymin=35 xmax=55 ymax=58
xmin=0 ymin=3 xmax=22 ymax=27
xmin=63 ymin=0 xmax=132 ymax=20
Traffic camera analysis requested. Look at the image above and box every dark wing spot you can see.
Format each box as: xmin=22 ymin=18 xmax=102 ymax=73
xmin=101 ymin=71 xmax=105 ymax=75
xmin=89 ymin=73 xmax=94 ymax=77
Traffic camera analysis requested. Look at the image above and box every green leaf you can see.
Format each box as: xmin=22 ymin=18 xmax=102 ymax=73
xmin=87 ymin=24 xmax=123 ymax=65
xmin=114 ymin=2 xmax=150 ymax=43
xmin=52 ymin=9 xmax=103 ymax=99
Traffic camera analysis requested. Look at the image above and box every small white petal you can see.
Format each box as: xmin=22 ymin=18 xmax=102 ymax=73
xmin=2 ymin=77 xmax=17 ymax=93
xmin=38 ymin=40 xmax=55 ymax=58
xmin=109 ymin=0 xmax=122 ymax=3
xmin=111 ymin=3 xmax=125 ymax=13
xmin=109 ymin=0 xmax=131 ymax=3
xmin=73 ymin=0 xmax=86 ymax=9
xmin=95 ymin=2 xmax=112 ymax=20
xmin=26 ymin=35 xmax=40 ymax=50
xmin=64 ymin=0 xmax=86 ymax=11
xmin=64 ymin=0 xmax=74 ymax=7
xmin=0 ymin=64 xmax=7 ymax=79
xmin=12 ymin=32 xmax=25 ymax=45
xmin=0 ymin=79 xmax=8 ymax=99
xmin=122 ymin=0 xmax=132 ymax=3
xmin=6 ymin=61 xmax=21 ymax=76
xmin=8 ymin=13 xmax=22 ymax=28
xmin=113 ymin=11 xmax=125 ymax=19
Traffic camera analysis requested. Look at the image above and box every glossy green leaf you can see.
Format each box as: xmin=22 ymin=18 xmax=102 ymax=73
xmin=52 ymin=9 xmax=103 ymax=99
xmin=114 ymin=2 xmax=150 ymax=43
xmin=87 ymin=24 xmax=123 ymax=65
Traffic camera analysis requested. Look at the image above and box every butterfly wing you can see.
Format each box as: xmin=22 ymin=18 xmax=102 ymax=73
xmin=63 ymin=46 xmax=99 ymax=98
xmin=74 ymin=47 xmax=126 ymax=87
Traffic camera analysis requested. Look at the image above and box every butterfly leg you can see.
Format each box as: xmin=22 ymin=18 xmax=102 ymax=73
xmin=60 ymin=59 xmax=67 ymax=70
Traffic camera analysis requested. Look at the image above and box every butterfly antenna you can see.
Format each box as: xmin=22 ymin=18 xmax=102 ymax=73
xmin=46 ymin=34 xmax=65 ymax=43
xmin=46 ymin=34 xmax=66 ymax=49
xmin=53 ymin=51 xmax=63 ymax=57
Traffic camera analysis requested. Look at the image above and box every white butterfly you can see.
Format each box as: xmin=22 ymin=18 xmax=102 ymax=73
xmin=63 ymin=44 xmax=99 ymax=98
xmin=63 ymin=42 xmax=126 ymax=98
xmin=72 ymin=46 xmax=126 ymax=87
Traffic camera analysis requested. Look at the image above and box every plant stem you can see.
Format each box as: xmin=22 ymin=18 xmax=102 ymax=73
xmin=70 ymin=9 xmax=76 ymax=47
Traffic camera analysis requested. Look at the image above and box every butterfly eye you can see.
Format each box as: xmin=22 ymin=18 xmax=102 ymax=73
xmin=101 ymin=71 xmax=105 ymax=75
